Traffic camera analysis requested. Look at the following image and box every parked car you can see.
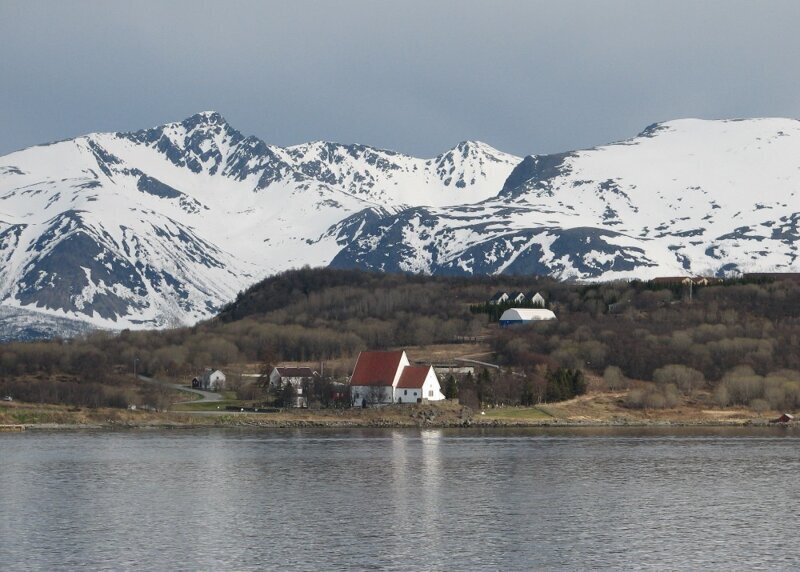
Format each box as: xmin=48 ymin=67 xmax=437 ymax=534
xmin=1 ymin=396 xmax=12 ymax=402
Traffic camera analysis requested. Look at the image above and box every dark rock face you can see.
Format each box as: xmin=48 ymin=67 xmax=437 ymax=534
xmin=499 ymin=152 xmax=575 ymax=198
xmin=329 ymin=205 xmax=659 ymax=278
xmin=17 ymin=230 xmax=148 ymax=320
xmin=137 ymin=175 xmax=182 ymax=199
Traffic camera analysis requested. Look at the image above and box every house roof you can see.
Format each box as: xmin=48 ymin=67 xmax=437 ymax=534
xmin=500 ymin=308 xmax=557 ymax=322
xmin=508 ymin=291 xmax=525 ymax=299
xmin=275 ymin=367 xmax=315 ymax=378
xmin=396 ymin=366 xmax=432 ymax=389
xmin=489 ymin=291 xmax=508 ymax=300
xmin=350 ymin=350 xmax=405 ymax=386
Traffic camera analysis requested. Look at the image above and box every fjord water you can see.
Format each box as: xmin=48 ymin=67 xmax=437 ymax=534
xmin=1 ymin=428 xmax=799 ymax=571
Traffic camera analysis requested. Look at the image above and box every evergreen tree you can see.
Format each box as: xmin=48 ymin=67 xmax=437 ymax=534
xmin=444 ymin=375 xmax=458 ymax=399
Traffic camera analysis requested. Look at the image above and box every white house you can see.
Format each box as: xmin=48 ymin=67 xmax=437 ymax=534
xmin=349 ymin=350 xmax=445 ymax=407
xmin=488 ymin=291 xmax=509 ymax=305
xmin=528 ymin=291 xmax=546 ymax=308
xmin=508 ymin=291 xmax=526 ymax=304
xmin=269 ymin=366 xmax=316 ymax=408
xmin=499 ymin=308 xmax=557 ymax=327
xmin=193 ymin=368 xmax=226 ymax=391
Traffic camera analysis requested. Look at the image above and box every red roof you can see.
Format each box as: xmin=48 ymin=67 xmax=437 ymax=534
xmin=350 ymin=351 xmax=405 ymax=386
xmin=396 ymin=365 xmax=431 ymax=389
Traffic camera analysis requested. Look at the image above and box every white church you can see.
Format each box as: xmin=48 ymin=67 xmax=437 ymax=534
xmin=349 ymin=350 xmax=445 ymax=407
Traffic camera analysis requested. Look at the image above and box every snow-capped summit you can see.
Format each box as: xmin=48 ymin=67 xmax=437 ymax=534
xmin=333 ymin=117 xmax=800 ymax=279
xmin=0 ymin=112 xmax=520 ymax=335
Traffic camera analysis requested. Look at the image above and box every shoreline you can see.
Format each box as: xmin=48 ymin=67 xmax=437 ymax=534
xmin=10 ymin=416 xmax=790 ymax=431
xmin=3 ymin=397 xmax=793 ymax=432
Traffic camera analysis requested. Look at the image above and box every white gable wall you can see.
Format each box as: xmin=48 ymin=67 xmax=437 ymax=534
xmin=201 ymin=370 xmax=226 ymax=390
xmin=268 ymin=368 xmax=282 ymax=387
xmin=392 ymin=366 xmax=445 ymax=403
xmin=351 ymin=385 xmax=392 ymax=406
xmin=421 ymin=367 xmax=445 ymax=401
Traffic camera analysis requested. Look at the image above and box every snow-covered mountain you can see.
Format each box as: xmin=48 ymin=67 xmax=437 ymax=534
xmin=0 ymin=112 xmax=519 ymax=333
xmin=333 ymin=118 xmax=800 ymax=279
xmin=1 ymin=112 xmax=799 ymax=336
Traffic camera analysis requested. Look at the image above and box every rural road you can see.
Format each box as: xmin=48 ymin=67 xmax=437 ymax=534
xmin=138 ymin=375 xmax=223 ymax=405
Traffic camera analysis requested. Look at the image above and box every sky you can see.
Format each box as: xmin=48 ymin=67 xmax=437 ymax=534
xmin=2 ymin=0 xmax=800 ymax=158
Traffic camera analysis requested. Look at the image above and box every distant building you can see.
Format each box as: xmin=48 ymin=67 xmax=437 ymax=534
xmin=526 ymin=291 xmax=546 ymax=307
xmin=269 ymin=366 xmax=316 ymax=408
xmin=349 ymin=350 xmax=445 ymax=407
xmin=499 ymin=308 xmax=557 ymax=327
xmin=192 ymin=368 xmax=226 ymax=391
xmin=650 ymin=276 xmax=722 ymax=286
xmin=488 ymin=291 xmax=509 ymax=305
xmin=508 ymin=291 xmax=526 ymax=304
xmin=650 ymin=276 xmax=694 ymax=286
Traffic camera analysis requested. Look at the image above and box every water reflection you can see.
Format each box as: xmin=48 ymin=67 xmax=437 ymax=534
xmin=3 ymin=428 xmax=800 ymax=571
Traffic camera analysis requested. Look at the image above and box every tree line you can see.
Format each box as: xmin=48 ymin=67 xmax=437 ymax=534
xmin=1 ymin=267 xmax=799 ymax=410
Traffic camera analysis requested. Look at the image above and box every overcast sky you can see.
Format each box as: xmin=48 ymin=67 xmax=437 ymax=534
xmin=2 ymin=0 xmax=800 ymax=158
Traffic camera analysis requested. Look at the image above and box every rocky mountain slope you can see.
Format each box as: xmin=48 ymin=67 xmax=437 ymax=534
xmin=0 ymin=112 xmax=798 ymax=336
xmin=0 ymin=112 xmax=519 ymax=333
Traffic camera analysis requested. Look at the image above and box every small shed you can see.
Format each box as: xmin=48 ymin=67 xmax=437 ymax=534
xmin=499 ymin=308 xmax=557 ymax=327
xmin=771 ymin=413 xmax=795 ymax=424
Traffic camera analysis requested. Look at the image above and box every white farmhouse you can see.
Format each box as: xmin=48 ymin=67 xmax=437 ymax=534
xmin=349 ymin=350 xmax=445 ymax=407
xmin=194 ymin=368 xmax=226 ymax=391
xmin=269 ymin=366 xmax=316 ymax=408
xmin=488 ymin=291 xmax=510 ymax=305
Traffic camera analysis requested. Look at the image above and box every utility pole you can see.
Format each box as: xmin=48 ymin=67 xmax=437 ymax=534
xmin=133 ymin=357 xmax=139 ymax=379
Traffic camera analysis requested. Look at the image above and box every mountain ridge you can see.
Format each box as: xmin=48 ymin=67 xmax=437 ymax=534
xmin=0 ymin=111 xmax=520 ymax=334
xmin=1 ymin=112 xmax=798 ymax=337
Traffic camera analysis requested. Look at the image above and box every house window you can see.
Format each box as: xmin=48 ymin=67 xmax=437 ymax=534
xmin=428 ymin=390 xmax=433 ymax=397
xmin=404 ymin=390 xmax=407 ymax=396
xmin=413 ymin=392 xmax=417 ymax=396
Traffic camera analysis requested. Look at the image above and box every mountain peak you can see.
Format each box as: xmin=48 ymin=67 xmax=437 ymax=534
xmin=455 ymin=139 xmax=485 ymax=149
xmin=180 ymin=110 xmax=230 ymax=131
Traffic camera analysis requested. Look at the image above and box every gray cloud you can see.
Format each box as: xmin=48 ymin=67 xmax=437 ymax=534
xmin=2 ymin=0 xmax=800 ymax=158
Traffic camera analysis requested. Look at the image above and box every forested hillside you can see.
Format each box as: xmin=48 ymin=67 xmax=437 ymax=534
xmin=1 ymin=267 xmax=799 ymax=410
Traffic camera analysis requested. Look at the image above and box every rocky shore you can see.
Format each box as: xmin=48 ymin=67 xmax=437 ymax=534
xmin=3 ymin=399 xmax=792 ymax=431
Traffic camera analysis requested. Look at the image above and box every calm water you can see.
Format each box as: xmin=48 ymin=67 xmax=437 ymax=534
xmin=2 ymin=427 xmax=800 ymax=571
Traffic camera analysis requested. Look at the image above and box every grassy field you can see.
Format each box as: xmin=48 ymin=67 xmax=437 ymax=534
xmin=0 ymin=389 xmax=775 ymax=429
xmin=171 ymin=399 xmax=247 ymax=412
xmin=480 ymin=407 xmax=555 ymax=421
